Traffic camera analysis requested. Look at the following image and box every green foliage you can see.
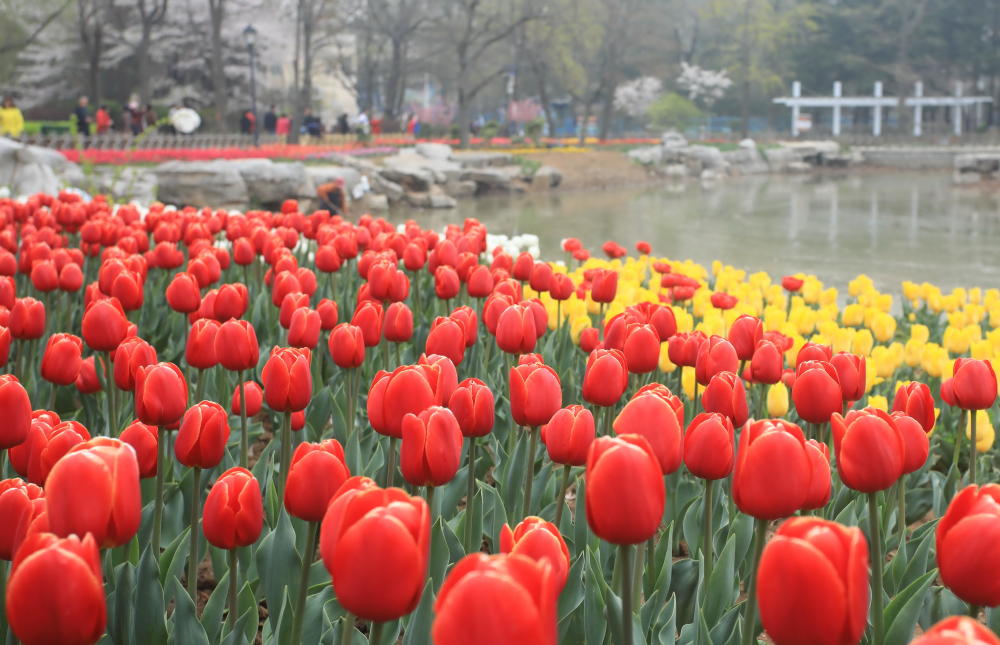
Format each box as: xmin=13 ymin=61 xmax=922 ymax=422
xmin=648 ymin=92 xmax=703 ymax=131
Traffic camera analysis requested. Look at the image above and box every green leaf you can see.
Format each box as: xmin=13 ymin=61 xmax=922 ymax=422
xmin=654 ymin=595 xmax=677 ymax=645
xmin=302 ymin=586 xmax=334 ymax=645
xmin=134 ymin=545 xmax=168 ymax=645
xmin=402 ymin=579 xmax=435 ymax=645
xmin=255 ymin=510 xmax=301 ymax=632
xmin=113 ymin=562 xmax=135 ymax=645
xmin=202 ymin=566 xmax=230 ymax=643
xmin=883 ymin=568 xmax=937 ymax=645
xmin=701 ymin=535 xmax=737 ymax=624
xmin=429 ymin=518 xmax=450 ymax=590
xmin=158 ymin=527 xmax=190 ymax=587
xmin=558 ymin=554 xmax=586 ymax=622
xmin=169 ymin=578 xmax=209 ymax=645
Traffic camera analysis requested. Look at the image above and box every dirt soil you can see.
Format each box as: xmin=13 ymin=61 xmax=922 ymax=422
xmin=520 ymin=148 xmax=659 ymax=191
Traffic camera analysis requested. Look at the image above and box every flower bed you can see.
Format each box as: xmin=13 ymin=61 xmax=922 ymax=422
xmin=0 ymin=190 xmax=996 ymax=645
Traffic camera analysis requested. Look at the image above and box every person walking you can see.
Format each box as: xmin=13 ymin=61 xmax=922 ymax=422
xmin=95 ymin=105 xmax=113 ymax=134
xmin=0 ymin=97 xmax=24 ymax=138
xmin=74 ymin=96 xmax=92 ymax=138
xmin=240 ymin=109 xmax=256 ymax=135
xmin=264 ymin=106 xmax=277 ymax=134
xmin=276 ymin=113 xmax=291 ymax=137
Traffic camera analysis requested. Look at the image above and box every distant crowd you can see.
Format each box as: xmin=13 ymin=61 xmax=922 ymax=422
xmin=0 ymin=93 xmax=425 ymax=140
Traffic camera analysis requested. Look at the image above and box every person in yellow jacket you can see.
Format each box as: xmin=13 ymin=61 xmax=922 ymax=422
xmin=0 ymin=97 xmax=25 ymax=138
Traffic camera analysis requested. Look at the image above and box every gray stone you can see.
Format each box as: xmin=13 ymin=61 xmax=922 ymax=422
xmin=662 ymin=163 xmax=688 ymax=178
xmin=787 ymin=161 xmax=812 ymax=173
xmin=450 ymin=151 xmax=515 ymax=168
xmin=93 ymin=167 xmax=157 ymax=205
xmin=661 ymin=131 xmax=688 ymax=148
xmin=404 ymin=185 xmax=457 ymax=209
xmin=379 ymin=150 xmax=463 ymax=189
xmin=230 ymin=159 xmax=315 ymax=205
xmin=415 ymin=142 xmax=453 ymax=160
xmin=359 ymin=193 xmax=390 ymax=211
xmin=0 ymin=137 xmax=86 ymax=196
xmin=462 ymin=165 xmax=523 ymax=192
xmin=318 ymin=152 xmax=380 ymax=174
xmin=738 ymin=138 xmax=757 ymax=150
xmin=306 ymin=165 xmax=362 ymax=191
xmin=154 ymin=161 xmax=249 ymax=208
xmin=444 ymin=179 xmax=478 ymax=198
xmin=532 ymin=165 xmax=562 ymax=188
xmin=627 ymin=146 xmax=664 ymax=165
xmin=371 ymin=173 xmax=405 ymax=201
xmin=683 ymin=145 xmax=728 ymax=170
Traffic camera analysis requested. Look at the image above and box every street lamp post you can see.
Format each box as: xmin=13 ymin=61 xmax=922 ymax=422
xmin=243 ymin=24 xmax=259 ymax=146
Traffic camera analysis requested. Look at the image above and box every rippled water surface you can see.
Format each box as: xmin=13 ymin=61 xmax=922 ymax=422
xmin=393 ymin=172 xmax=1000 ymax=292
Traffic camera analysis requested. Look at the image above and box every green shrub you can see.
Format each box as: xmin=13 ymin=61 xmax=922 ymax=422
xmin=647 ymin=93 xmax=702 ymax=131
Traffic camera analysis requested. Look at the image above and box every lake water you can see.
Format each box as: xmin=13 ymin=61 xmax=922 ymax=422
xmin=397 ymin=171 xmax=1000 ymax=293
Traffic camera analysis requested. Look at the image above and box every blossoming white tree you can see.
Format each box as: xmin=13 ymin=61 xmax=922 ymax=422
xmin=613 ymin=76 xmax=663 ymax=119
xmin=676 ymin=62 xmax=732 ymax=107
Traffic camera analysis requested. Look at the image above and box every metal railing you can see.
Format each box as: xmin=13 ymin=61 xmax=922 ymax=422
xmin=14 ymin=132 xmax=398 ymax=150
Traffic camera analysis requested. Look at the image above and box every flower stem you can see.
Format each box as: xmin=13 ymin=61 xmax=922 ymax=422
xmin=969 ymin=412 xmax=978 ymax=485
xmin=868 ymin=492 xmax=885 ymax=645
xmin=741 ymin=518 xmax=768 ymax=645
xmin=464 ymin=439 xmax=478 ymax=552
xmin=151 ymin=425 xmax=167 ymax=555
xmin=619 ymin=543 xmax=633 ymax=645
xmin=385 ymin=437 xmax=398 ymax=488
xmin=897 ymin=475 xmax=907 ymax=545
xmin=554 ymin=464 xmax=571 ymax=528
xmin=278 ymin=411 xmax=292 ymax=502
xmin=187 ymin=467 xmax=201 ymax=601
xmin=290 ymin=521 xmax=319 ymax=645
xmin=369 ymin=621 xmax=384 ymax=645
xmin=238 ymin=372 xmax=248 ymax=468
xmin=703 ymin=478 xmax=715 ymax=581
xmin=339 ymin=614 xmax=355 ymax=645
xmin=226 ymin=549 xmax=238 ymax=631
xmin=521 ymin=426 xmax=538 ymax=518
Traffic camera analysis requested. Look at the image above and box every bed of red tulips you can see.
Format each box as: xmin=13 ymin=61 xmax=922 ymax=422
xmin=0 ymin=189 xmax=997 ymax=645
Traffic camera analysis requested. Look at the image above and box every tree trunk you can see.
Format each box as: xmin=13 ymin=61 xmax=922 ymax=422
xmin=597 ymin=87 xmax=614 ymax=141
xmin=383 ymin=37 xmax=405 ymax=131
xmin=208 ymin=0 xmax=226 ymax=132
xmin=739 ymin=0 xmax=751 ymax=138
xmin=288 ymin=0 xmax=304 ymax=144
xmin=578 ymin=98 xmax=592 ymax=145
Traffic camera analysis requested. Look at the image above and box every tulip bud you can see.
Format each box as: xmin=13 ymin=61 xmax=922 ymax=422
xmin=81 ymin=298 xmax=128 ymax=352
xmin=750 ymin=340 xmax=783 ymax=384
xmin=448 ymin=378 xmax=494 ymax=437
xmin=425 ymin=316 xmax=466 ymax=365
xmin=0 ymin=478 xmax=44 ymax=560
xmin=831 ymin=408 xmax=905 ymax=493
xmin=500 ymin=517 xmax=570 ymax=590
xmin=509 ymin=358 xmax=562 ymax=427
xmin=203 ymin=467 xmax=264 ymax=549
xmin=401 ymin=406 xmax=464 ymax=487
xmin=582 ymin=349 xmax=628 ymax=407
xmin=734 ymin=419 xmax=812 ymax=519
xmin=792 ymin=360 xmax=842 ymax=424
xmin=351 ymin=300 xmax=384 ymax=347
xmin=262 ymin=347 xmax=312 ymax=412
xmin=622 ymin=323 xmax=660 ymax=374
xmin=40 ymin=333 xmax=83 ymax=386
xmin=728 ymin=314 xmax=763 ymax=360
xmin=683 ymin=412 xmax=735 ymax=480
xmin=701 ymin=371 xmax=749 ymax=426
xmin=613 ymin=384 xmax=684 ymax=475
xmin=284 ymin=439 xmax=350 ymax=522
xmin=541 ymin=405 xmax=595 ymax=467
xmin=134 ymin=362 xmax=189 ymax=427
xmin=175 ymin=401 xmax=230 ymax=469
xmin=10 ymin=298 xmax=45 ymax=340
xmin=950 ymin=358 xmax=998 ymax=411
xmin=586 ymin=434 xmax=664 ymax=544
xmin=367 ymin=366 xmax=437 ymax=438
xmin=215 ymin=319 xmax=259 ymax=372
xmin=0 ymin=375 xmax=31 ymax=449
xmin=112 ymin=336 xmax=157 ymax=391
xmin=383 ymin=302 xmax=413 ymax=343
xmin=120 ymin=420 xmax=158 ymax=478
xmin=10 ymin=420 xmax=90 ymax=485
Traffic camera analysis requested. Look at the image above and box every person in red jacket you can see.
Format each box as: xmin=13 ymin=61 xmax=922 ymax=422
xmin=95 ymin=105 xmax=113 ymax=134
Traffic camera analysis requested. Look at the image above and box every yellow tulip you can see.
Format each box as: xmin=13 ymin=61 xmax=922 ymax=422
xmin=852 ymin=329 xmax=875 ymax=356
xmin=570 ymin=315 xmax=591 ymax=342
xmin=842 ymin=303 xmax=865 ymax=327
xmin=870 ymin=312 xmax=897 ymax=343
xmin=903 ymin=339 xmax=924 ymax=367
xmin=943 ymin=326 xmax=970 ymax=355
xmin=767 ymin=383 xmax=789 ymax=417
xmin=867 ymin=395 xmax=888 ymax=411
xmin=909 ymin=324 xmax=929 ymax=344
xmin=968 ymin=411 xmax=995 ymax=453
xmin=658 ymin=344 xmax=678 ymax=373
xmin=682 ymin=364 xmax=697 ymax=399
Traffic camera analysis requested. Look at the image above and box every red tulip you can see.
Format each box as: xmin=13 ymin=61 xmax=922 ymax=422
xmin=792 ymin=360 xmax=843 ymax=424
xmin=58 ymin=263 xmax=83 ymax=292
xmin=448 ymin=378 xmax=495 ymax=437
xmin=166 ymin=272 xmax=201 ymax=313
xmin=0 ymin=478 xmax=44 ymax=560
xmin=214 ymin=283 xmax=249 ymax=320
xmin=591 ymin=269 xmax=617 ymax=303
xmin=802 ymin=439 xmax=832 ymax=511
xmin=383 ymin=302 xmax=414 ymax=343
xmin=668 ymin=331 xmax=705 ymax=368
xmin=262 ymin=347 xmax=312 ymax=412
xmin=831 ymin=408 xmax=905 ymax=493
xmin=683 ymin=412 xmax=735 ymax=480
xmin=320 ymin=478 xmax=430 ymax=621
xmin=541 ymin=405 xmax=595 ymax=467
xmin=202 ymin=467 xmax=264 ymax=549
xmin=613 ymin=384 xmax=684 ymax=474
xmin=782 ymin=275 xmax=804 ymax=291
xmin=937 ymin=484 xmax=1000 ymax=607
xmin=435 ymin=265 xmax=461 ymax=300
xmin=426 ymin=316 xmax=466 ymax=365
xmin=230 ymin=380 xmax=263 ymax=416
xmin=449 ymin=305 xmax=478 ymax=347
xmin=0 ymin=276 xmax=13 ymax=309
xmin=796 ymin=341 xmax=832 ymax=367
xmin=432 ymin=553 xmax=558 ymax=645
xmin=466 ymin=265 xmax=494 ymax=298
xmin=750 ymin=340 xmax=783 ymax=384
xmin=728 ymin=314 xmax=762 ymax=361
xmin=495 ymin=302 xmax=538 ymax=355
xmin=529 ymin=262 xmax=553 ymax=293
xmin=695 ymin=335 xmax=739 ymax=386
xmin=30 ymin=260 xmax=58 ymax=293
xmin=0 ymin=375 xmax=31 ymax=449
xmin=329 ymin=323 xmax=365 ymax=368
xmin=578 ymin=327 xmax=599 ymax=353
xmin=509 ymin=358 xmax=562 ymax=427
xmin=10 ymin=298 xmax=44 ymax=340
xmin=893 ymin=412 xmax=930 ymax=475
xmin=911 ymin=616 xmax=1000 ymax=645
xmin=278 ymin=291 xmax=309 ymax=329
xmin=109 ymin=270 xmax=143 ymax=311
xmin=710 ymin=292 xmax=737 ymax=310
xmin=830 ymin=352 xmax=866 ymax=402
xmin=734 ymin=419 xmax=812 ymax=519
xmin=134 ymin=362 xmax=188 ymax=426
xmin=351 ymin=300 xmax=384 ymax=347
xmin=368 ymin=365 xmax=438 ymax=438
xmin=112 ymin=336 xmax=157 ymax=391
xmin=75 ymin=357 xmax=101 ymax=394
xmin=891 ymin=381 xmax=936 ymax=433
xmin=622 ymin=323 xmax=660 ymax=374
xmin=757 ymin=517 xmax=868 ymax=645
xmin=81 ymin=298 xmax=128 ymax=352
xmin=40 ymin=333 xmax=83 ymax=386
xmin=582 ymin=349 xmax=628 ymax=407
xmin=119 ymin=420 xmax=158 ymax=478
xmin=702 ymin=371 xmax=749 ymax=426
xmin=418 ymin=354 xmax=459 ymax=405
xmin=175 ymin=401 xmax=230 ymax=469
xmin=215 ymin=319 xmax=259 ymax=371
xmin=284 ymin=439 xmax=350 ymax=522
xmin=586 ymin=434 xmax=664 ymax=544
xmin=317 ymin=298 xmax=339 ymax=330
xmin=45 ymin=437 xmax=141 ymax=548
xmin=10 ymin=420 xmax=90 ymax=485
xmin=951 ymin=358 xmax=998 ymax=411
xmin=401 ymin=406 xmax=464 ymax=487
xmin=500 ymin=517 xmax=570 ymax=589
xmin=0 ymin=326 xmax=9 ymax=367
xmin=6 ymin=532 xmax=105 ymax=645
xmin=288 ymin=307 xmax=321 ymax=349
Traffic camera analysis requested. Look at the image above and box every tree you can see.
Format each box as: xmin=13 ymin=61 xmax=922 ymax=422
xmin=366 ymin=0 xmax=427 ymax=130
xmin=432 ymin=0 xmax=541 ymax=148
xmin=648 ymin=92 xmax=702 ymax=130
xmin=207 ymin=0 xmax=227 ymax=130
xmin=614 ymin=76 xmax=662 ymax=119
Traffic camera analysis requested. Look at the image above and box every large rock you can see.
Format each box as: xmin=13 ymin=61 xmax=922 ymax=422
xmin=154 ymin=161 xmax=249 ymax=208
xmin=318 ymin=152 xmax=380 ymax=174
xmin=443 ymin=178 xmax=478 ymax=198
xmin=306 ymin=165 xmax=362 ymax=191
xmin=379 ymin=150 xmax=463 ymax=190
xmin=450 ymin=151 xmax=515 ymax=168
xmin=683 ymin=145 xmax=728 ymax=170
xmin=229 ymin=160 xmax=314 ymax=205
xmin=405 ymin=185 xmax=456 ymax=209
xmin=415 ymin=142 xmax=453 ymax=160
xmin=371 ymin=173 xmax=405 ymax=202
xmin=627 ymin=146 xmax=664 ymax=165
xmin=358 ymin=193 xmax=390 ymax=211
xmin=462 ymin=165 xmax=523 ymax=192
xmin=532 ymin=165 xmax=562 ymax=188
xmin=661 ymin=131 xmax=688 ymax=148
xmin=92 ymin=167 xmax=157 ymax=205
xmin=0 ymin=137 xmax=85 ymax=196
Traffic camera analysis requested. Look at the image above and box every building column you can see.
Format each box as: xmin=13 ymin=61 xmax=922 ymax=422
xmin=832 ymin=81 xmax=842 ymax=136
xmin=953 ymin=82 xmax=963 ymax=136
xmin=791 ymin=81 xmax=801 ymax=136
xmin=913 ymin=82 xmax=923 ymax=136
xmin=872 ymin=82 xmax=883 ymax=136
